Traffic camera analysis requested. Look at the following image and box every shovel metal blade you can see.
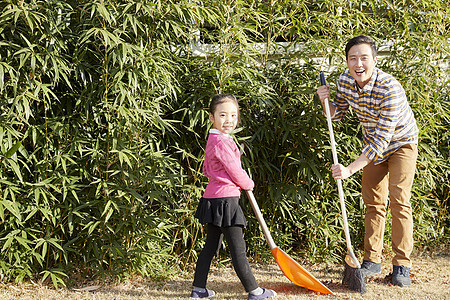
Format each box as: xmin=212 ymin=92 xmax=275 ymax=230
xmin=271 ymin=247 xmax=335 ymax=295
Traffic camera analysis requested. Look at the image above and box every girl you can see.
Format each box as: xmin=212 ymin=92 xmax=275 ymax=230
xmin=191 ymin=94 xmax=276 ymax=299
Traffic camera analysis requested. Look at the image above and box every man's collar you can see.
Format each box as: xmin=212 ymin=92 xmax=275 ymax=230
xmin=356 ymin=68 xmax=378 ymax=93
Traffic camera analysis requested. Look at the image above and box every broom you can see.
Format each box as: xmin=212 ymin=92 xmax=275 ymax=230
xmin=319 ymin=72 xmax=366 ymax=293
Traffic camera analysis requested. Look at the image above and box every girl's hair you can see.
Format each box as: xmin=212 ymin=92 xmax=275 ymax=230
xmin=209 ymin=94 xmax=240 ymax=124
xmin=345 ymin=35 xmax=377 ymax=60
xmin=209 ymin=94 xmax=239 ymax=113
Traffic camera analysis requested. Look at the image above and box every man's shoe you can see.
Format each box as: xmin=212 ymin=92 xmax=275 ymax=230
xmin=248 ymin=288 xmax=277 ymax=300
xmin=190 ymin=288 xmax=215 ymax=298
xmin=392 ymin=265 xmax=411 ymax=287
xmin=360 ymin=260 xmax=381 ymax=278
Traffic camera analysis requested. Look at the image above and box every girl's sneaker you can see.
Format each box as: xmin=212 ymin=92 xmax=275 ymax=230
xmin=190 ymin=288 xmax=215 ymax=298
xmin=248 ymin=287 xmax=277 ymax=300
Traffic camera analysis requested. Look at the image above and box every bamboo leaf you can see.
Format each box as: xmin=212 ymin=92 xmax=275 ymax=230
xmin=4 ymin=141 xmax=22 ymax=159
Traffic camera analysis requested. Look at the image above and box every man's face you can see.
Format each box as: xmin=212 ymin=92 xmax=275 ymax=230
xmin=347 ymin=43 xmax=377 ymax=88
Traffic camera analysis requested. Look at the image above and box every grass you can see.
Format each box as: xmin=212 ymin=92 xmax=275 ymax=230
xmin=0 ymin=252 xmax=448 ymax=299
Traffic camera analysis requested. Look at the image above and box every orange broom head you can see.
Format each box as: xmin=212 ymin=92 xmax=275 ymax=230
xmin=271 ymin=247 xmax=335 ymax=295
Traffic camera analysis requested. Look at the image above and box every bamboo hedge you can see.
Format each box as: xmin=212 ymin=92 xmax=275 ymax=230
xmin=0 ymin=0 xmax=448 ymax=286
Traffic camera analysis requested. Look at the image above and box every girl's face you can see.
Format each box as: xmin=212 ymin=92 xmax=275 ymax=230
xmin=209 ymin=100 xmax=238 ymax=135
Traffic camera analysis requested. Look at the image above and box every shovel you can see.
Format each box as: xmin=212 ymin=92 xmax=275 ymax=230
xmin=246 ymin=190 xmax=334 ymax=295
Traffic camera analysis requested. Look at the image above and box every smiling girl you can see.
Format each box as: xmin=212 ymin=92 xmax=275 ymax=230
xmin=190 ymin=94 xmax=276 ymax=299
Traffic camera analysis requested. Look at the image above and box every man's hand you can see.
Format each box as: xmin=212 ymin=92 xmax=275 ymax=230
xmin=331 ymin=154 xmax=371 ymax=180
xmin=317 ymin=84 xmax=331 ymax=104
xmin=316 ymin=84 xmax=336 ymax=116
xmin=331 ymin=163 xmax=352 ymax=180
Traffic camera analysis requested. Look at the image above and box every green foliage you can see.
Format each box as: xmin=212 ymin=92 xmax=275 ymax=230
xmin=0 ymin=0 xmax=192 ymax=284
xmin=0 ymin=0 xmax=448 ymax=286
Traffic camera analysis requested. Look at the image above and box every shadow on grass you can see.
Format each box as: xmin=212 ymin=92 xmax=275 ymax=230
xmin=91 ymin=277 xmax=340 ymax=299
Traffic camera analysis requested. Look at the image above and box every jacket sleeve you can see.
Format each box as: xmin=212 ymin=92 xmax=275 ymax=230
xmin=362 ymin=82 xmax=404 ymax=162
xmin=213 ymin=140 xmax=254 ymax=191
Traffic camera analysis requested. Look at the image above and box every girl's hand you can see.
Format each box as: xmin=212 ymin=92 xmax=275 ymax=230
xmin=331 ymin=163 xmax=352 ymax=180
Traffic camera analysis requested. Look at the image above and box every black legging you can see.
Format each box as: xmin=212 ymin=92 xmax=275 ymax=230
xmin=193 ymin=224 xmax=259 ymax=292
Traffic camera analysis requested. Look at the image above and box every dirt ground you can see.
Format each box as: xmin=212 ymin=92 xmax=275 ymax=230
xmin=0 ymin=253 xmax=448 ymax=300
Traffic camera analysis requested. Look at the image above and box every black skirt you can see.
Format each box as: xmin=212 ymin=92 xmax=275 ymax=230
xmin=194 ymin=196 xmax=247 ymax=227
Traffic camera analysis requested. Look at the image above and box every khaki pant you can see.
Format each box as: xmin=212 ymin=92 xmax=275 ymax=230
xmin=362 ymin=144 xmax=418 ymax=267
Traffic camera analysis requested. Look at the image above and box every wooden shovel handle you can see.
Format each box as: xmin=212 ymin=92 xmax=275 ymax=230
xmin=246 ymin=190 xmax=276 ymax=250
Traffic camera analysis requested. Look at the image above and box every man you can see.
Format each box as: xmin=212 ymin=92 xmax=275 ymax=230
xmin=317 ymin=35 xmax=419 ymax=287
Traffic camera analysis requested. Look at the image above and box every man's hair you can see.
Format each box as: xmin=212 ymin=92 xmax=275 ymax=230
xmin=345 ymin=35 xmax=377 ymax=60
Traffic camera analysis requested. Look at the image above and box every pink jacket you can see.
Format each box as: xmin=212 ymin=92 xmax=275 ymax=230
xmin=202 ymin=129 xmax=254 ymax=198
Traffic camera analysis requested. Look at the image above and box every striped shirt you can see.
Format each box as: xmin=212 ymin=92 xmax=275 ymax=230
xmin=333 ymin=67 xmax=418 ymax=165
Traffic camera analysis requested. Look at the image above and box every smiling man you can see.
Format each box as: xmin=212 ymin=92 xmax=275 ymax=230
xmin=316 ymin=35 xmax=419 ymax=287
